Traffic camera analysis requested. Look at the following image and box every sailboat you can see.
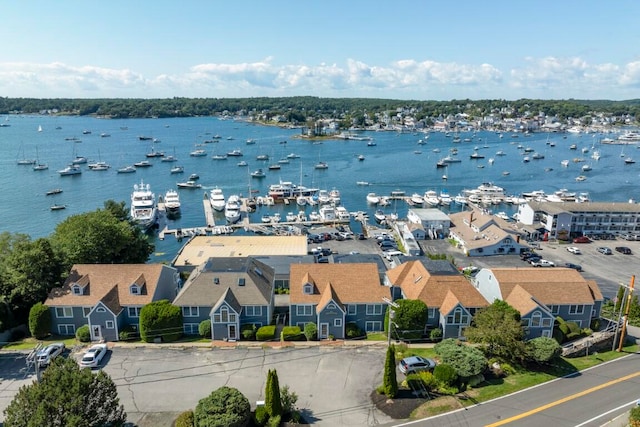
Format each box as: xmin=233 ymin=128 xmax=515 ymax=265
xmin=16 ymin=144 xmax=36 ymax=165
xmin=33 ymin=147 xmax=48 ymax=171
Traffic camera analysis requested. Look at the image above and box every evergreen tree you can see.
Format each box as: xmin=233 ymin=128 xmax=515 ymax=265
xmin=28 ymin=302 xmax=50 ymax=339
xmin=382 ymin=344 xmax=398 ymax=398
xmin=264 ymin=369 xmax=282 ymax=418
xmin=615 ymin=285 xmax=626 ymax=312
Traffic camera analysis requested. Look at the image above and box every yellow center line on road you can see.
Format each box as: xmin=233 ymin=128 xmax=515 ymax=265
xmin=485 ymin=371 xmax=640 ymax=427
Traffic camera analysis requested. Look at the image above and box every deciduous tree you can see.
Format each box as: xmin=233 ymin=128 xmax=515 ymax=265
xmin=3 ymin=357 xmax=125 ymax=427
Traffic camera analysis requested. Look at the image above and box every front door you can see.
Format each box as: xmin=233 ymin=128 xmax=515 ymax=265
xmin=91 ymin=325 xmax=102 ymax=341
xmin=319 ymin=323 xmax=329 ymax=339
xmin=228 ymin=324 xmax=237 ymax=340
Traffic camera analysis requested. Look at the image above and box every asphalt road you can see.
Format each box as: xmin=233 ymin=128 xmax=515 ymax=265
xmin=391 ymin=351 xmax=640 ymax=427
xmin=0 ymin=345 xmax=392 ymax=427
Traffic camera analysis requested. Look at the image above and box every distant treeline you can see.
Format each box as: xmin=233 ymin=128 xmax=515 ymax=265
xmin=1 ymin=96 xmax=639 ymax=123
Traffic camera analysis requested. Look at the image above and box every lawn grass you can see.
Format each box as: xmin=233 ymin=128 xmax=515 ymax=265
xmin=407 ymin=342 xmax=639 ymax=418
xmin=2 ymin=336 xmax=83 ymax=351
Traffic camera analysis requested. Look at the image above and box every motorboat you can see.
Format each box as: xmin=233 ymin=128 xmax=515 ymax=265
xmin=286 ymin=153 xmax=300 ymax=159
xmin=423 ymin=190 xmax=440 ymax=206
xmin=314 ymin=161 xmax=328 ymax=169
xmin=335 ymin=206 xmax=350 ymax=220
xmin=50 ymin=204 xmax=66 ymax=211
xmin=226 ymin=149 xmax=243 ymax=157
xmin=453 ymin=194 xmax=468 ymax=205
xmin=329 ymin=189 xmax=341 ymax=205
xmin=439 ymin=189 xmax=452 ymax=206
xmin=189 ymin=173 xmax=200 ymax=180
xmin=211 ymin=154 xmax=228 ymax=160
xmin=296 ymin=196 xmax=307 ymax=206
xmin=190 ymin=149 xmax=207 ymax=157
xmin=470 ymin=151 xmax=485 ymax=159
xmin=532 ymin=152 xmax=544 ymax=159
xmin=278 ymin=158 xmax=290 ymax=164
xmin=285 ymin=212 xmax=298 ymax=222
xmin=46 ymin=188 xmax=63 ymax=196
xmin=256 ymin=154 xmax=269 ymax=161
xmin=358 ymin=154 xmax=365 ymax=161
xmin=134 ymin=160 xmax=152 ymax=168
xmin=267 ymin=181 xmax=318 ymax=200
xmin=561 ymin=159 xmax=570 ymax=167
xmin=237 ymin=160 xmax=248 ymax=167
xmin=170 ymin=165 xmax=184 ymax=174
xmin=130 ymin=180 xmax=157 ymax=231
xmin=251 ymin=169 xmax=266 ymax=178
xmin=495 ymin=150 xmax=506 ymax=156
xmin=268 ymin=164 xmax=281 ymax=170
xmin=575 ymin=175 xmax=587 ymax=182
xmin=71 ymin=156 xmax=88 ymax=165
xmin=224 ymin=195 xmax=242 ymax=224
xmin=117 ymin=165 xmax=136 ymax=174
xmin=410 ymin=193 xmax=424 ymax=206
xmin=58 ymin=165 xmax=82 ymax=176
xmin=591 ymin=150 xmax=601 ymax=161
xmin=160 ymin=155 xmax=178 ymax=162
xmin=164 ymin=189 xmax=181 ymax=217
xmin=374 ymin=209 xmax=386 ymax=223
xmin=146 ymin=148 xmax=164 ymax=158
xmin=581 ymin=164 xmax=592 ymax=172
xmin=366 ymin=192 xmax=380 ymax=205
xmin=317 ymin=189 xmax=331 ymax=204
xmin=209 ymin=187 xmax=226 ymax=212
xmin=176 ymin=180 xmax=202 ymax=189
xmin=625 ymin=157 xmax=636 ymax=164
xmin=88 ymin=162 xmax=110 ymax=171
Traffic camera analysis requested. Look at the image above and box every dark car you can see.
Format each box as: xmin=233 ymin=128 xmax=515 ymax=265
xmin=615 ymin=246 xmax=632 ymax=254
xmin=564 ymin=262 xmax=583 ymax=272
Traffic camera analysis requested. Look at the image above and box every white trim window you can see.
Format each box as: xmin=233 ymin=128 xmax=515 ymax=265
xmin=96 ymin=307 xmax=106 ymax=313
xmin=58 ymin=324 xmax=76 ymax=335
xmin=530 ymin=311 xmax=542 ymax=327
xmin=541 ymin=318 xmax=552 ymax=327
xmin=427 ymin=308 xmax=436 ymax=320
xmin=72 ymin=285 xmax=82 ymax=295
xmin=244 ymin=306 xmax=262 ymax=317
xmin=569 ymin=305 xmax=585 ymax=315
xmin=105 ymin=320 xmax=115 ymax=329
xmin=365 ymin=321 xmax=382 ymax=332
xmin=128 ymin=307 xmax=142 ymax=318
xmin=183 ymin=323 xmax=199 ymax=335
xmin=82 ymin=307 xmax=91 ymax=318
xmin=182 ymin=306 xmax=199 ymax=317
xmin=334 ymin=318 xmax=342 ymax=327
xmin=365 ymin=304 xmax=383 ymax=316
xmin=130 ymin=284 xmax=140 ymax=295
xmin=296 ymin=305 xmax=313 ymax=316
xmin=55 ymin=307 xmax=73 ymax=318
xmin=347 ymin=305 xmax=357 ymax=315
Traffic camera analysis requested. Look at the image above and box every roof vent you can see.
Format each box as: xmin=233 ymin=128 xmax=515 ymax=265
xmin=213 ymin=277 xmax=220 ymax=285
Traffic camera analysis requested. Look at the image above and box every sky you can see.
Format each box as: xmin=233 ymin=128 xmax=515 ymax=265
xmin=2 ymin=0 xmax=640 ymax=101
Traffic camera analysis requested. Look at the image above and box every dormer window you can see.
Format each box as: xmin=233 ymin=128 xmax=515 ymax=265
xmin=238 ymin=278 xmax=245 ymax=286
xmin=130 ymin=284 xmax=140 ymax=295
xmin=303 ymin=283 xmax=313 ymax=295
xmin=72 ymin=284 xmax=82 ymax=296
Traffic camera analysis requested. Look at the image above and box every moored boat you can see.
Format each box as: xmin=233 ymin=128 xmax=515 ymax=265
xmin=164 ymin=189 xmax=181 ymax=217
xmin=130 ymin=180 xmax=157 ymax=231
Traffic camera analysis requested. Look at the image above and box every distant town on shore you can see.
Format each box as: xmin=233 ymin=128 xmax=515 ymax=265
xmin=1 ymin=97 xmax=639 ymax=133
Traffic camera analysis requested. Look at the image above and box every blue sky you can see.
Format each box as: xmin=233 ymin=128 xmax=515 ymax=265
xmin=2 ymin=0 xmax=640 ymax=100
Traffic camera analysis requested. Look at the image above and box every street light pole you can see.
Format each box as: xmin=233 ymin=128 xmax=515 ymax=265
xmin=617 ymin=275 xmax=635 ymax=352
xmin=383 ymin=297 xmax=399 ymax=346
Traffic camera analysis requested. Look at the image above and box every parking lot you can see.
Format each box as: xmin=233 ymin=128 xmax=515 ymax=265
xmin=0 ymin=345 xmax=391 ymax=427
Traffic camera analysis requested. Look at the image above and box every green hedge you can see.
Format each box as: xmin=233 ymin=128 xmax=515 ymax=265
xmin=281 ymin=326 xmax=305 ymax=341
xmin=75 ymin=325 xmax=90 ymax=342
xmin=256 ymin=325 xmax=276 ymax=341
xmin=241 ymin=324 xmax=257 ymax=340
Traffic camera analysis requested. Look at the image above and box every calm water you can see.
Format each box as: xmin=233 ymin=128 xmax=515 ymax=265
xmin=2 ymin=115 xmax=639 ymax=262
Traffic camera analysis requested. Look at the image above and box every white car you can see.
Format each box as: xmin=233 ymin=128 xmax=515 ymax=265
xmin=566 ymin=246 xmax=582 ymax=254
xmin=79 ymin=343 xmax=108 ymax=368
xmin=531 ymin=259 xmax=555 ymax=267
xmin=36 ymin=342 xmax=65 ymax=366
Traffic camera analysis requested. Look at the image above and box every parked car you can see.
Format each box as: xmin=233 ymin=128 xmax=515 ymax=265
xmin=524 ymin=255 xmax=542 ymax=264
xmin=531 ymin=259 xmax=555 ymax=267
xmin=398 ymin=356 xmax=437 ymax=375
xmin=564 ymin=263 xmax=583 ymax=272
xmin=566 ymin=246 xmax=582 ymax=254
xmin=597 ymin=247 xmax=613 ymax=255
xmin=79 ymin=343 xmax=108 ymax=368
xmin=573 ymin=236 xmax=591 ymax=243
xmin=36 ymin=342 xmax=65 ymax=366
xmin=615 ymin=246 xmax=632 ymax=254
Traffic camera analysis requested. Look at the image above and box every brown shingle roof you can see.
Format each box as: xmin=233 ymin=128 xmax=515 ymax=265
xmin=503 ymin=285 xmax=540 ymax=315
xmin=386 ymin=261 xmax=489 ymax=311
xmin=490 ymin=268 xmax=601 ymax=305
xmin=317 ymin=283 xmax=344 ymax=311
xmin=45 ymin=264 xmax=167 ymax=307
xmin=289 ymin=263 xmax=388 ymax=304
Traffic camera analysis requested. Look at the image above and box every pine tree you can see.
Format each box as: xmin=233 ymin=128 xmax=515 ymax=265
xmin=265 ymin=369 xmax=282 ymax=418
xmin=383 ymin=344 xmax=398 ymax=398
xmin=615 ymin=285 xmax=626 ymax=312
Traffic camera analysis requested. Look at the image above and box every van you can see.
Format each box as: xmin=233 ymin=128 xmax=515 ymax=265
xmin=384 ymin=250 xmax=403 ymax=261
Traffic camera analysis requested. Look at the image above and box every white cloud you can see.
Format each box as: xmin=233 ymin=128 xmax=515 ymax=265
xmin=0 ymin=57 xmax=637 ymax=99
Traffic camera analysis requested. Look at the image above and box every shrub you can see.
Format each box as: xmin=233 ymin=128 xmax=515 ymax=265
xmin=303 ymin=323 xmax=317 ymax=341
xmin=281 ymin=326 xmax=304 ymax=341
xmin=526 ymin=336 xmax=562 ymax=363
xmin=139 ymin=300 xmax=183 ymax=343
xmin=194 ymin=386 xmax=250 ymax=427
xmin=417 ymin=371 xmax=439 ymax=390
xmin=280 ymin=385 xmax=298 ymax=416
xmin=433 ymin=363 xmax=458 ymax=387
xmin=256 ymin=325 xmax=276 ymax=341
xmin=253 ymin=405 xmax=268 ymax=427
xmin=267 ymin=415 xmax=281 ymax=427
xmin=566 ymin=332 xmax=581 ymax=341
xmin=119 ymin=324 xmax=139 ymax=341
xmin=76 ymin=325 xmax=91 ymax=342
xmin=174 ymin=409 xmax=194 ymax=427
xmin=345 ymin=322 xmax=364 ymax=339
xmin=468 ymin=373 xmax=485 ymax=387
xmin=630 ymin=405 xmax=640 ymax=425
xmin=405 ymin=373 xmax=424 ymax=392
xmin=590 ymin=318 xmax=601 ymax=331
xmin=552 ymin=328 xmax=565 ymax=344
xmin=429 ymin=327 xmax=443 ymax=342
xmin=566 ymin=321 xmax=581 ymax=334
xmin=198 ymin=319 xmax=211 ymax=338
xmin=241 ymin=323 xmax=257 ymax=340
xmin=28 ymin=303 xmax=51 ymax=339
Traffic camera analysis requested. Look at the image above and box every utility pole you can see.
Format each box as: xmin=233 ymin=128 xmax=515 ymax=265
xmin=383 ymin=297 xmax=399 ymax=346
xmin=617 ymin=275 xmax=635 ymax=352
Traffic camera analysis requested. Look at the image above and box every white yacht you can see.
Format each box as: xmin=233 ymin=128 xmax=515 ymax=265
xmin=164 ymin=189 xmax=181 ymax=217
xmin=224 ymin=195 xmax=242 ymax=224
xmin=58 ymin=164 xmax=82 ymax=176
xmin=410 ymin=193 xmax=424 ymax=206
xmin=423 ymin=190 xmax=440 ymax=206
xmin=130 ymin=180 xmax=157 ymax=231
xmin=366 ymin=192 xmax=380 ymax=205
xmin=209 ymin=187 xmax=226 ymax=212
xmin=439 ymin=189 xmax=452 ymax=206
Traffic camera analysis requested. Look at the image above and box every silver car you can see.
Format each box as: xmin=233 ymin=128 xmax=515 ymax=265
xmin=399 ymin=356 xmax=437 ymax=375
xmin=36 ymin=342 xmax=65 ymax=366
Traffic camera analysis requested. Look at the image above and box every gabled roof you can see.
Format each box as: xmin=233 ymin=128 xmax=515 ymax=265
xmin=173 ymin=257 xmax=273 ymax=307
xmin=448 ymin=210 xmax=525 ymax=250
xmin=386 ymin=260 xmax=488 ymax=311
xmin=317 ymin=283 xmax=345 ymax=312
xmin=289 ymin=263 xmax=388 ymax=305
xmin=45 ymin=264 xmax=170 ymax=308
xmin=211 ymin=288 xmax=242 ymax=314
xmin=503 ymin=284 xmax=541 ymax=316
xmin=488 ymin=268 xmax=602 ymax=305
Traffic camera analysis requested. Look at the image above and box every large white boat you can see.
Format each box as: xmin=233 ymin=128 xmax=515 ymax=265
xmin=209 ymin=187 xmax=226 ymax=212
xmin=224 ymin=195 xmax=242 ymax=224
xmin=366 ymin=192 xmax=380 ymax=205
xmin=58 ymin=164 xmax=82 ymax=176
xmin=130 ymin=180 xmax=157 ymax=231
xmin=423 ymin=190 xmax=440 ymax=206
xmin=617 ymin=131 xmax=640 ymax=142
xmin=464 ymin=182 xmax=506 ymax=202
xmin=439 ymin=189 xmax=452 ymax=206
xmin=164 ymin=189 xmax=181 ymax=217
xmin=268 ymin=181 xmax=318 ymax=200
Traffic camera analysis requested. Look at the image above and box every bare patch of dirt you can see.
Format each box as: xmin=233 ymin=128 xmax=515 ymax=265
xmin=371 ymin=389 xmax=429 ymax=420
